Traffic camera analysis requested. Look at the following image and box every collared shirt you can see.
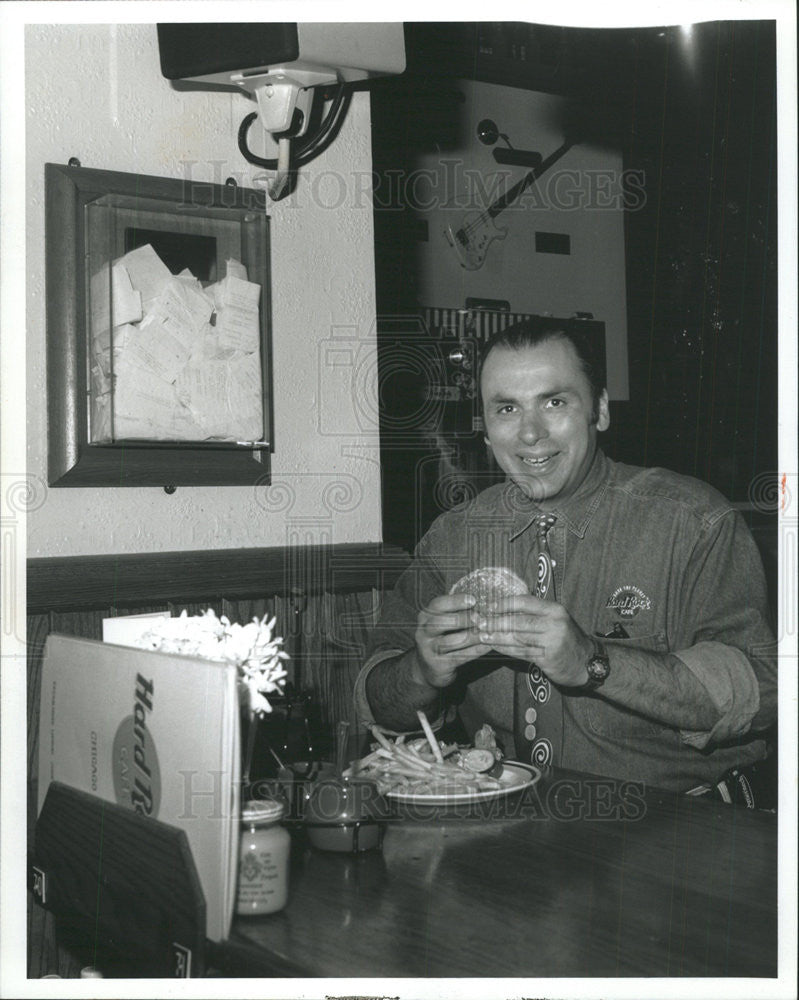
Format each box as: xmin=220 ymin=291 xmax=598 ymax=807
xmin=353 ymin=450 xmax=777 ymax=792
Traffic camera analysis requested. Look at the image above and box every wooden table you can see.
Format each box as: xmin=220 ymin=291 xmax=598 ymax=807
xmin=213 ymin=768 xmax=778 ymax=978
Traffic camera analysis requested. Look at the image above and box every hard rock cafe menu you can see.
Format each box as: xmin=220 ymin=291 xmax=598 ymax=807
xmin=37 ymin=633 xmax=241 ymax=942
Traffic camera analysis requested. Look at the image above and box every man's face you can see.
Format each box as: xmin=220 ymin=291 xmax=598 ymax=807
xmin=481 ymin=338 xmax=610 ymax=506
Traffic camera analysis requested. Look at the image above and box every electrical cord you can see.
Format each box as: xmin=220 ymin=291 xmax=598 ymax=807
xmin=297 ymin=84 xmax=351 ymax=160
xmin=237 ymin=84 xmax=351 ymax=170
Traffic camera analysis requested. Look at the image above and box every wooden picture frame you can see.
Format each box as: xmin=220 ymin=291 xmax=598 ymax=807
xmin=45 ymin=162 xmax=273 ymax=487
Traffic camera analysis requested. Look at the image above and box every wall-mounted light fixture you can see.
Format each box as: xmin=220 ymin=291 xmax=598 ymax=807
xmin=476 ymin=118 xmax=542 ymax=170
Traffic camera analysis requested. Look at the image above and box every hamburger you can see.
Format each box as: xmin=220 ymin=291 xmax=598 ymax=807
xmin=449 ymin=566 xmax=529 ymax=616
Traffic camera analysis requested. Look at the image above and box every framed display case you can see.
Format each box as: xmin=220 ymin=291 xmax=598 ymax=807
xmin=45 ymin=162 xmax=273 ymax=487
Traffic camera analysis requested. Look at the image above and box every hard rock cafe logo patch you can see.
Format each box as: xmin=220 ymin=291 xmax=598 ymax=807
xmin=605 ymin=585 xmax=652 ymax=618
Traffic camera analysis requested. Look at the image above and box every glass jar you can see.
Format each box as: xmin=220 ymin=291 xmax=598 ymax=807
xmin=236 ymin=798 xmax=291 ymax=916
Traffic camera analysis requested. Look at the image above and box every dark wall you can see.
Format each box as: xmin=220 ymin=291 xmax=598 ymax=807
xmin=603 ymin=20 xmax=778 ymax=503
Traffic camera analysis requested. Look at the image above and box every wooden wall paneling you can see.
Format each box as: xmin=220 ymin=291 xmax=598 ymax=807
xmin=27 ymin=544 xmax=410 ymax=613
xmin=169 ymin=599 xmax=224 ymax=619
xmin=220 ymin=597 xmax=274 ymax=627
xmin=296 ymin=592 xmax=328 ymax=724
xmin=324 ymin=590 xmax=349 ymax=729
xmin=306 ymin=589 xmax=378 ymax=738
xmin=108 ymin=603 xmax=171 ymax=618
xmin=286 ymin=592 xmax=312 ymax=689
xmin=47 ymin=608 xmax=108 ymax=640
xmin=346 ymin=589 xmax=381 ymax=735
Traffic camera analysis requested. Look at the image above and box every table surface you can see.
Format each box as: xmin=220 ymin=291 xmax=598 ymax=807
xmin=215 ymin=766 xmax=778 ymax=978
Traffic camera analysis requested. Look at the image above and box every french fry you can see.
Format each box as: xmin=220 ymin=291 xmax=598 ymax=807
xmin=393 ymin=745 xmax=433 ymax=771
xmin=416 ymin=710 xmax=444 ymax=764
xmin=370 ymin=724 xmax=396 ymax=752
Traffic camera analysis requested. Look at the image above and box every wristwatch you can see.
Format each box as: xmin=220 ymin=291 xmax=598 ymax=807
xmin=582 ymin=637 xmax=611 ymax=690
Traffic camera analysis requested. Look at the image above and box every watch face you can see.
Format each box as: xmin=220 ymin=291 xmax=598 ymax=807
xmin=587 ymin=656 xmax=610 ymax=682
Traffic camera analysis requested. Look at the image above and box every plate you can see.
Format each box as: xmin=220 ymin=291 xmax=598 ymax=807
xmin=385 ymin=762 xmax=540 ymax=805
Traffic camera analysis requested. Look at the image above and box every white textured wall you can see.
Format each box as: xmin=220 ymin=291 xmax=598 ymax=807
xmin=26 ymin=23 xmax=383 ymax=557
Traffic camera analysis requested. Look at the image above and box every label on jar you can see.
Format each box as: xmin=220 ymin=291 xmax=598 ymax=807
xmin=240 ymin=849 xmax=278 ymax=892
xmin=237 ymin=830 xmax=290 ymax=915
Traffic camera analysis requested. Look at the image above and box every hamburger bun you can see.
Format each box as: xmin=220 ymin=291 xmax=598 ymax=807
xmin=449 ymin=566 xmax=529 ymax=615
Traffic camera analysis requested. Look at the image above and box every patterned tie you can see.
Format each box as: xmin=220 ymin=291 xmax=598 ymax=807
xmin=514 ymin=512 xmax=562 ymax=768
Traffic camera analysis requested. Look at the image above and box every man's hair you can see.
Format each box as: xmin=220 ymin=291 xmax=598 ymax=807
xmin=478 ymin=317 xmax=607 ymax=416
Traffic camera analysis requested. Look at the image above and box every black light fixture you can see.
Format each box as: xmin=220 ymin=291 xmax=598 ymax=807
xmin=476 ymin=117 xmax=542 ymax=169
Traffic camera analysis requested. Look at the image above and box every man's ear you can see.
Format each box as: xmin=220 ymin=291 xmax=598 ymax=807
xmin=596 ymin=389 xmax=610 ymax=432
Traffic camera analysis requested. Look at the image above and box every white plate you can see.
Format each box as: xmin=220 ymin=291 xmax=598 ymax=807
xmin=385 ymin=762 xmax=541 ymax=805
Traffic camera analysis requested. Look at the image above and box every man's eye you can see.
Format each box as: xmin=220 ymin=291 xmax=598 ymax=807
xmin=497 ymin=404 xmax=516 ymax=414
xmin=546 ymin=398 xmax=566 ymax=408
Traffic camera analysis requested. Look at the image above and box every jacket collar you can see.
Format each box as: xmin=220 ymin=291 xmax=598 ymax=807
xmin=503 ymin=447 xmax=611 ymax=541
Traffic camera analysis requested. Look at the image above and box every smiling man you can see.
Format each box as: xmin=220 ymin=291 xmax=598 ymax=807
xmin=354 ymin=319 xmax=777 ymax=793
xmin=481 ymin=333 xmax=610 ymax=507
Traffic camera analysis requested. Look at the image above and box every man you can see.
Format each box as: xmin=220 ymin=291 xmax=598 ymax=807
xmin=354 ymin=319 xmax=777 ymax=792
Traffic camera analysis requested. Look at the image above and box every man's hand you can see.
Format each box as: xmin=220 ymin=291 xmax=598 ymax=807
xmin=477 ymin=595 xmax=594 ymax=686
xmin=414 ymin=593 xmax=494 ymax=689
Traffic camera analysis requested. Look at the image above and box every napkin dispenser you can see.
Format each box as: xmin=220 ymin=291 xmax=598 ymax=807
xmin=32 ymin=782 xmax=206 ymax=978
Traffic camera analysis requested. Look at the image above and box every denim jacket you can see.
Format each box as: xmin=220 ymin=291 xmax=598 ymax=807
xmin=354 ymin=450 xmax=777 ymax=792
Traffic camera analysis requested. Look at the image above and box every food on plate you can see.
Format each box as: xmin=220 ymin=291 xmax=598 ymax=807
xmin=474 ymin=722 xmax=504 ymax=760
xmin=460 ymin=748 xmax=499 ymax=774
xmin=449 ymin=566 xmax=529 ymax=616
xmin=345 ymin=717 xmax=506 ymax=796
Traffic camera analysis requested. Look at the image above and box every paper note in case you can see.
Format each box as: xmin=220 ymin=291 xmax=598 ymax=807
xmin=84 ymin=191 xmax=269 ymax=447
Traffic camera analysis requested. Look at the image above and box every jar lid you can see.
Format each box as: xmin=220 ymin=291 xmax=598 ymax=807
xmin=242 ymin=798 xmax=285 ymax=824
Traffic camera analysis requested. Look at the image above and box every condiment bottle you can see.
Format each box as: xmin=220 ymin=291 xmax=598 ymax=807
xmin=236 ymin=798 xmax=291 ymax=916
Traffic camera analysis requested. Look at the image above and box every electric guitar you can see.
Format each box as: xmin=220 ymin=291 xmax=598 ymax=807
xmin=444 ymin=139 xmax=575 ymax=271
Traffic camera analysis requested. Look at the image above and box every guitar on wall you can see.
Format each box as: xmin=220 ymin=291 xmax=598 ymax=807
xmin=444 ymin=138 xmax=575 ymax=271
